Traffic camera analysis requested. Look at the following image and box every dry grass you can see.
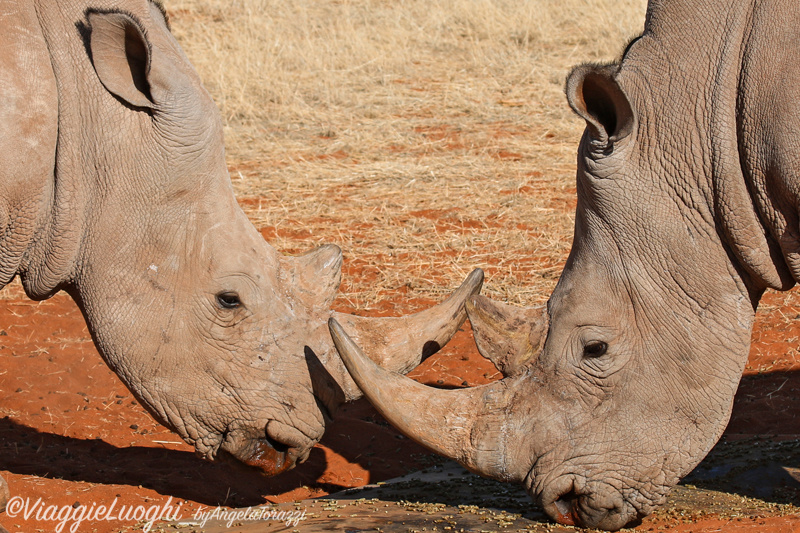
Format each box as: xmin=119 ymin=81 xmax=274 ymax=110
xmin=165 ymin=0 xmax=648 ymax=310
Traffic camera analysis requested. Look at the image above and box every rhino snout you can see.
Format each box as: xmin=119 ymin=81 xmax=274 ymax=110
xmin=219 ymin=420 xmax=315 ymax=477
xmin=539 ymin=476 xmax=641 ymax=531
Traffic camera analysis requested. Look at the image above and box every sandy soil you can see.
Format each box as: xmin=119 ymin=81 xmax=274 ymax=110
xmin=0 ymin=216 xmax=797 ymax=532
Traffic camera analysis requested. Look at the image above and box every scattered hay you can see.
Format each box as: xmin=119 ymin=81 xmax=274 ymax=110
xmin=165 ymin=0 xmax=648 ymax=312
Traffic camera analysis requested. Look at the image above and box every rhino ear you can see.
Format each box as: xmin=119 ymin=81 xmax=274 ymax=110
xmin=566 ymin=64 xmax=635 ymax=146
xmin=87 ymin=11 xmax=158 ymax=109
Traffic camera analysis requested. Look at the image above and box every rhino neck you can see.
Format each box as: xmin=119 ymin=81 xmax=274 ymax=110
xmin=18 ymin=2 xmax=102 ymax=299
xmin=610 ymin=0 xmax=776 ymax=470
xmin=609 ymin=0 xmax=762 ymax=398
xmin=0 ymin=3 xmax=58 ymax=292
xmin=722 ymin=0 xmax=800 ymax=293
xmin=701 ymin=0 xmax=798 ymax=295
xmin=22 ymin=2 xmax=175 ymax=299
xmin=626 ymin=0 xmax=793 ymax=298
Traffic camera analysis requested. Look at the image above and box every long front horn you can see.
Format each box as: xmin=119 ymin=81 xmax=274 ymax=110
xmin=328 ymin=317 xmax=526 ymax=482
xmin=331 ymin=268 xmax=484 ymax=375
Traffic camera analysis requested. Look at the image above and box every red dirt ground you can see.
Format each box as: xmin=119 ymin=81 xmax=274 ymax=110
xmin=0 ymin=223 xmax=797 ymax=532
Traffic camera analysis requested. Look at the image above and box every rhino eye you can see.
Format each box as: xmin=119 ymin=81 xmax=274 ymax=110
xmin=216 ymin=291 xmax=242 ymax=309
xmin=583 ymin=340 xmax=608 ymax=358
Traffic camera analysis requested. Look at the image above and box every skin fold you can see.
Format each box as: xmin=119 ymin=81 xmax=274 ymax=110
xmin=330 ymin=0 xmax=800 ymax=530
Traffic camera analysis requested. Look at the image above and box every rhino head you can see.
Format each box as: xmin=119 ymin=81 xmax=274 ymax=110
xmin=16 ymin=2 xmax=481 ymax=477
xmin=328 ymin=35 xmax=765 ymax=532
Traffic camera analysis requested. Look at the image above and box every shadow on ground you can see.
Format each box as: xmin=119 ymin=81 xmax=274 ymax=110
xmin=153 ymin=371 xmax=800 ymax=532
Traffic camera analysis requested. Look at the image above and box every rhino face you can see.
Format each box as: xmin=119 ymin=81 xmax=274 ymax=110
xmin=94 ymin=195 xmax=339 ymax=473
xmin=328 ymin=62 xmax=757 ymax=529
xmin=20 ymin=2 xmax=482 ymax=476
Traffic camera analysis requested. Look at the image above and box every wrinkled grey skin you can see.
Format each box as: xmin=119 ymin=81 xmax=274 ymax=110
xmin=329 ymin=0 xmax=799 ymax=530
xmin=0 ymin=0 xmax=482 ymax=510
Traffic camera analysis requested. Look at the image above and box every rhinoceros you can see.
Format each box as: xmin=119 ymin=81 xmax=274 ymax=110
xmin=0 ymin=0 xmax=482 ymax=509
xmin=328 ymin=0 xmax=799 ymax=529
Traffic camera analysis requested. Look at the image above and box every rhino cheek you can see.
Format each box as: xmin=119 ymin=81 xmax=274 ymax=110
xmin=136 ymin=317 xmax=327 ymax=475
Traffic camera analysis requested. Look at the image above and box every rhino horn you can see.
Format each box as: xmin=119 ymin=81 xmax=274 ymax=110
xmin=466 ymin=295 xmax=548 ymax=376
xmin=328 ymin=316 xmax=528 ymax=482
xmin=330 ymin=269 xmax=483 ymax=375
xmin=279 ymin=244 xmax=343 ymax=310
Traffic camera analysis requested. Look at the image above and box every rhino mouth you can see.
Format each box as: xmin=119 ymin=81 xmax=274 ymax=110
xmin=536 ymin=474 xmax=644 ymax=531
xmin=236 ymin=435 xmax=300 ymax=476
xmin=217 ymin=420 xmax=317 ymax=477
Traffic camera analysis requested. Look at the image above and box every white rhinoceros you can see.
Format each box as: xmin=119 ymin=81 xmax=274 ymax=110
xmin=329 ymin=0 xmax=799 ymax=529
xmin=0 ymin=0 xmax=482 ymax=510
